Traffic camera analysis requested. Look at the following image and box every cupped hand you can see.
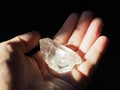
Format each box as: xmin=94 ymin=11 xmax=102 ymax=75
xmin=0 ymin=11 xmax=109 ymax=90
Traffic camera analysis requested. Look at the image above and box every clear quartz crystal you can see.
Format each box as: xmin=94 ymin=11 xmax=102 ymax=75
xmin=40 ymin=38 xmax=82 ymax=73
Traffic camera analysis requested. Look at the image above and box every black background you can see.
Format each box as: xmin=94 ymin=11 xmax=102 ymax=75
xmin=0 ymin=0 xmax=120 ymax=89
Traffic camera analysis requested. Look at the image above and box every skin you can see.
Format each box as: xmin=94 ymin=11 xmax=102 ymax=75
xmin=0 ymin=11 xmax=109 ymax=90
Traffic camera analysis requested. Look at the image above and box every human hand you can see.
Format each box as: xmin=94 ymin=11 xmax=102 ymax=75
xmin=0 ymin=11 xmax=109 ymax=90
xmin=53 ymin=11 xmax=109 ymax=89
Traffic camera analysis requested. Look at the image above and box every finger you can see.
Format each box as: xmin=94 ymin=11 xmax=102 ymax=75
xmin=67 ymin=11 xmax=93 ymax=51
xmin=54 ymin=13 xmax=79 ymax=44
xmin=79 ymin=18 xmax=103 ymax=53
xmin=71 ymin=68 xmax=88 ymax=89
xmin=7 ymin=31 xmax=40 ymax=53
xmin=78 ymin=36 xmax=109 ymax=76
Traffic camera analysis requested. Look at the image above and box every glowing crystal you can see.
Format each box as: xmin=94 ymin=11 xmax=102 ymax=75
xmin=40 ymin=38 xmax=82 ymax=73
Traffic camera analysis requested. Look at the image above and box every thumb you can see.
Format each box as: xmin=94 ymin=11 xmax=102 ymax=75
xmin=7 ymin=31 xmax=41 ymax=53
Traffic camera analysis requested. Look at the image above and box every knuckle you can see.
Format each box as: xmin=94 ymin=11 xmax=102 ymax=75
xmin=0 ymin=42 xmax=14 ymax=54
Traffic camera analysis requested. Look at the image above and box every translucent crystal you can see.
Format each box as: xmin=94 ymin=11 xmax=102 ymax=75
xmin=40 ymin=38 xmax=82 ymax=73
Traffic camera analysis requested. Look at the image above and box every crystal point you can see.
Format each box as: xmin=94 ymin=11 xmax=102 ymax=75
xmin=40 ymin=38 xmax=82 ymax=73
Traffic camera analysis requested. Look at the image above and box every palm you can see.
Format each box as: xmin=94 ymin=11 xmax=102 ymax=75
xmin=27 ymin=11 xmax=108 ymax=89
xmin=32 ymin=11 xmax=108 ymax=89
xmin=0 ymin=11 xmax=108 ymax=90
